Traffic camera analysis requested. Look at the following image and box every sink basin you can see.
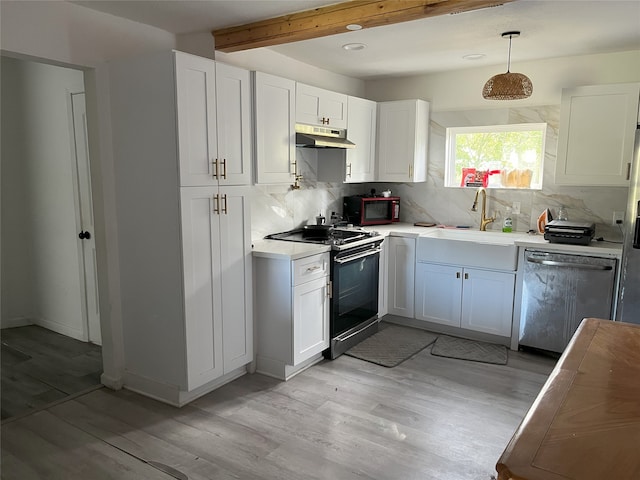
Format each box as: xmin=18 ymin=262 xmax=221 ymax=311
xmin=417 ymin=229 xmax=518 ymax=270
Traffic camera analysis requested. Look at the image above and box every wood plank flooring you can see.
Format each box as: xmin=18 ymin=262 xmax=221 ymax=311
xmin=1 ymin=346 xmax=556 ymax=480
xmin=1 ymin=326 xmax=103 ymax=420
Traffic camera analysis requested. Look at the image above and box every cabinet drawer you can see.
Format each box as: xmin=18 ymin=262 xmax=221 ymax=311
xmin=292 ymin=253 xmax=329 ymax=286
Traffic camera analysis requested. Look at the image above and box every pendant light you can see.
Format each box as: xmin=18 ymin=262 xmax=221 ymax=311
xmin=482 ymin=31 xmax=532 ymax=100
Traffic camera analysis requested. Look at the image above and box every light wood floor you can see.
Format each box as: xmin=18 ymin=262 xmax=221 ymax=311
xmin=1 ymin=346 xmax=556 ymax=480
xmin=1 ymin=326 xmax=102 ymax=420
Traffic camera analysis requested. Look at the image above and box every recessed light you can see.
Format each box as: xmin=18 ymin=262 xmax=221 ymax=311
xmin=463 ymin=54 xmax=486 ymax=60
xmin=342 ymin=43 xmax=366 ymax=51
xmin=346 ymin=24 xmax=362 ymax=31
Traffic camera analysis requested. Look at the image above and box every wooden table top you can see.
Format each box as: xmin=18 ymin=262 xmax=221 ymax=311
xmin=496 ymin=318 xmax=640 ymax=480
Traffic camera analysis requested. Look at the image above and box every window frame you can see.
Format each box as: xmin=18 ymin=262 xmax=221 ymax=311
xmin=445 ymin=122 xmax=547 ymax=190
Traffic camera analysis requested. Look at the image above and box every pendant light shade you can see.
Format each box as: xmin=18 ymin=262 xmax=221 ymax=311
xmin=482 ymin=31 xmax=532 ymax=100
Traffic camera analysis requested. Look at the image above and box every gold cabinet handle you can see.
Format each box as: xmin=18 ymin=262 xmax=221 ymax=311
xmin=213 ymin=194 xmax=220 ymax=214
xmin=212 ymin=159 xmax=219 ymax=179
xmin=222 ymin=159 xmax=227 ymax=179
xmin=221 ymin=194 xmax=228 ymax=214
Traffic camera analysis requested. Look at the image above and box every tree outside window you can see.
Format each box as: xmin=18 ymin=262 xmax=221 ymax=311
xmin=445 ymin=123 xmax=546 ymax=189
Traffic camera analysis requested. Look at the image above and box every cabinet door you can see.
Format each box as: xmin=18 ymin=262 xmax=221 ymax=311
xmin=346 ymin=96 xmax=376 ymax=183
xmin=218 ymin=186 xmax=253 ymax=373
xmin=293 ymin=276 xmax=330 ymax=365
xmin=296 ymin=83 xmax=347 ymax=128
xmin=254 ymin=72 xmax=296 ymax=184
xmin=387 ymin=236 xmax=415 ymax=318
xmin=556 ymin=83 xmax=640 ymax=186
xmin=377 ymin=100 xmax=428 ymax=183
xmin=215 ymin=63 xmax=252 ymax=186
xmin=175 ymin=53 xmax=218 ymax=187
xmin=460 ymin=268 xmax=514 ymax=337
xmin=415 ymin=263 xmax=462 ymax=327
xmin=180 ymin=187 xmax=224 ymax=390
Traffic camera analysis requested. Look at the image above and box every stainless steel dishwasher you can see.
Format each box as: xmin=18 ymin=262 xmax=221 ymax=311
xmin=519 ymin=249 xmax=617 ymax=353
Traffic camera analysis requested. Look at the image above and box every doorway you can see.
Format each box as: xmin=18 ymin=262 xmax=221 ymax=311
xmin=1 ymin=56 xmax=103 ymax=420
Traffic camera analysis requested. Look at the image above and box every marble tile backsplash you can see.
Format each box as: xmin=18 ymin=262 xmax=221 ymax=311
xmin=251 ymin=148 xmax=362 ymax=241
xmin=251 ymin=105 xmax=628 ymax=243
xmin=372 ymin=105 xmax=628 ymax=241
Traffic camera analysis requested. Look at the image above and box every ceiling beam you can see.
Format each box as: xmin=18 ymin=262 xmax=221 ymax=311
xmin=212 ymin=0 xmax=516 ymax=53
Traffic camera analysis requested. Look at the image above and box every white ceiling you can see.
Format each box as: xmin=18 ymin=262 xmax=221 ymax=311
xmin=72 ymin=0 xmax=640 ymax=80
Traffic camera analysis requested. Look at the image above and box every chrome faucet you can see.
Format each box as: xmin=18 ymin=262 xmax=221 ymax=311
xmin=471 ymin=188 xmax=495 ymax=231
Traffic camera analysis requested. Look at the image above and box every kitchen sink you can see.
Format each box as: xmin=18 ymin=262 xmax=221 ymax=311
xmin=417 ymin=229 xmax=519 ymax=270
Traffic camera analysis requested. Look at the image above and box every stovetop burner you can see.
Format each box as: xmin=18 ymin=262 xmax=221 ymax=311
xmin=265 ymin=226 xmax=379 ymax=248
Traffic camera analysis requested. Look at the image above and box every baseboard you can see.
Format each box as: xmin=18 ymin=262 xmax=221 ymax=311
xmin=123 ymin=365 xmax=249 ymax=407
xmin=100 ymin=372 xmax=124 ymax=390
xmin=35 ymin=318 xmax=86 ymax=341
xmin=256 ymin=353 xmax=324 ymax=381
xmin=1 ymin=317 xmax=34 ymax=329
xmin=381 ymin=314 xmax=511 ymax=348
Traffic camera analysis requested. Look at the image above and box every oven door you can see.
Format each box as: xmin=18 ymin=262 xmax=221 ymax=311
xmin=331 ymin=241 xmax=381 ymax=338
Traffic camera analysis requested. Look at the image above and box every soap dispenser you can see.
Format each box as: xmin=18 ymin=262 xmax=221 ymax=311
xmin=502 ymin=207 xmax=513 ymax=233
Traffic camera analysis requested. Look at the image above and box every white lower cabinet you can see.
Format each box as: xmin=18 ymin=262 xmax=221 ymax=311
xmin=181 ymin=187 xmax=253 ymax=390
xmin=255 ymin=252 xmax=330 ymax=380
xmin=415 ymin=262 xmax=514 ymax=337
xmin=387 ymin=236 xmax=416 ymax=318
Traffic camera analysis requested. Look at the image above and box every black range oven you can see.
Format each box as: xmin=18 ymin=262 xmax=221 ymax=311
xmin=265 ymin=226 xmax=383 ymax=359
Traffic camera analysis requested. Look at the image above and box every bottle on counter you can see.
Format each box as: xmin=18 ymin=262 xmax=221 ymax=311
xmin=503 ymin=207 xmax=513 ymax=233
xmin=557 ymin=205 xmax=568 ymax=221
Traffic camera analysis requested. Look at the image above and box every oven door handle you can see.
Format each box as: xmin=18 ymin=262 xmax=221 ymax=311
xmin=334 ymin=247 xmax=381 ymax=264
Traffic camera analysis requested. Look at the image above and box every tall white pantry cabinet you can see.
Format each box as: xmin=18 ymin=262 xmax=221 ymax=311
xmin=109 ymin=51 xmax=253 ymax=406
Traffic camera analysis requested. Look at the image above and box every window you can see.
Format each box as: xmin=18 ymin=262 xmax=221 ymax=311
xmin=445 ymin=123 xmax=546 ymax=189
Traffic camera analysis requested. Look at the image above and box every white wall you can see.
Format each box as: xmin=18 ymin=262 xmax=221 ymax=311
xmin=366 ymin=50 xmax=640 ymax=111
xmin=1 ymin=57 xmax=87 ymax=339
xmin=177 ymin=31 xmax=366 ymax=96
xmin=1 ymin=0 xmax=177 ymax=389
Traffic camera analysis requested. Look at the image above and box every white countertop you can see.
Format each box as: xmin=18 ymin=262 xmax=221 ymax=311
xmin=252 ymin=223 xmax=623 ymax=260
xmin=369 ymin=223 xmax=623 ymax=258
xmin=252 ymin=239 xmax=329 ymax=260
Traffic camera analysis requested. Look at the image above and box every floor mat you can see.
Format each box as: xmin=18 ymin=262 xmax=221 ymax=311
xmin=430 ymin=335 xmax=508 ymax=365
xmin=345 ymin=324 xmax=439 ymax=367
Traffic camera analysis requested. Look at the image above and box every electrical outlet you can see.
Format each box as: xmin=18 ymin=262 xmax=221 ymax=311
xmin=612 ymin=211 xmax=624 ymax=226
xmin=512 ymin=202 xmax=521 ymax=215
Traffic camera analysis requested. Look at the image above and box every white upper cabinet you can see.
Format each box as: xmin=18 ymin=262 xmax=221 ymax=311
xmin=346 ymin=96 xmax=377 ymax=183
xmin=175 ymin=53 xmax=252 ymax=187
xmin=555 ymin=83 xmax=640 ymax=186
xmin=296 ymin=83 xmax=348 ymax=128
xmin=254 ymin=71 xmax=296 ymax=185
xmin=215 ymin=63 xmax=252 ymax=186
xmin=377 ymin=99 xmax=429 ymax=183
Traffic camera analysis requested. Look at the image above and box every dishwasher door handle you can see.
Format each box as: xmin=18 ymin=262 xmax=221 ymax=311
xmin=526 ymin=257 xmax=613 ymax=271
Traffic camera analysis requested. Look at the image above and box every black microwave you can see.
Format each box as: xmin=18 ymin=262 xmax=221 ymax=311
xmin=343 ymin=195 xmax=400 ymax=226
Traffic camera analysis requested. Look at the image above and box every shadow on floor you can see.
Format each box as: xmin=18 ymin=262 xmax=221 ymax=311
xmin=1 ymin=325 xmax=102 ymax=421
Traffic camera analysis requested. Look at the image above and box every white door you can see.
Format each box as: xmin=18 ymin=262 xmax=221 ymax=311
xmin=180 ymin=187 xmax=224 ymax=390
xmin=346 ymin=96 xmax=376 ymax=183
xmin=460 ymin=268 xmax=515 ymax=337
xmin=254 ymin=72 xmax=296 ymax=184
xmin=215 ymin=63 xmax=252 ymax=186
xmin=175 ymin=52 xmax=218 ymax=187
xmin=415 ymin=262 xmax=462 ymax=327
xmin=387 ymin=236 xmax=416 ymax=318
xmin=218 ymin=186 xmax=253 ymax=373
xmin=293 ymin=276 xmax=330 ymax=365
xmin=71 ymin=93 xmax=101 ymax=345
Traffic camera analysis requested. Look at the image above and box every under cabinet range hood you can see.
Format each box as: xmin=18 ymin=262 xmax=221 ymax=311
xmin=295 ymin=123 xmax=355 ymax=149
